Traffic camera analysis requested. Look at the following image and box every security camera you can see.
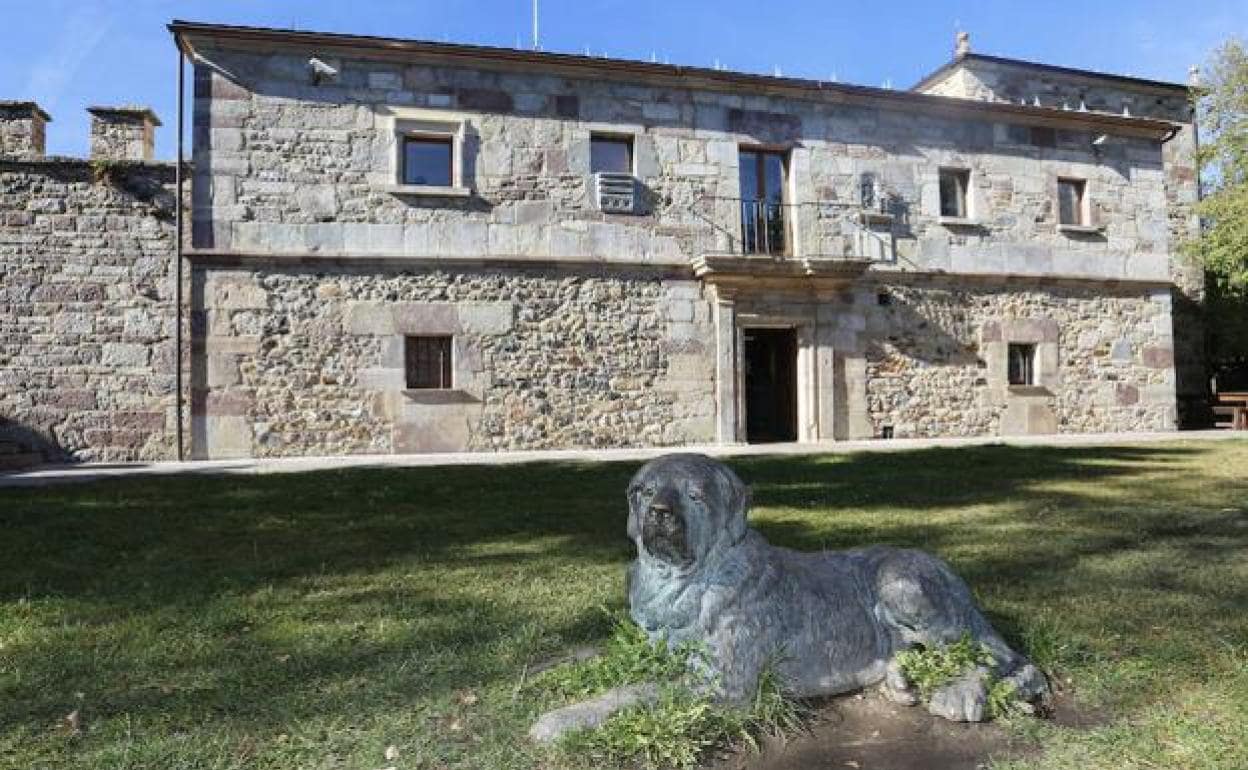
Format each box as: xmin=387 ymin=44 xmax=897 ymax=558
xmin=308 ymin=57 xmax=339 ymax=84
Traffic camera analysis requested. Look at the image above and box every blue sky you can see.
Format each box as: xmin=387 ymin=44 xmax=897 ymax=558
xmin=1 ymin=0 xmax=1244 ymax=159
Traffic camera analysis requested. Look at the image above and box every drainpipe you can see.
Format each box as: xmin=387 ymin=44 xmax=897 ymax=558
xmin=174 ymin=48 xmax=185 ymax=461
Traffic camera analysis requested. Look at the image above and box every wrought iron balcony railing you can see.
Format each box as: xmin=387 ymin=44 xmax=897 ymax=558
xmin=739 ymin=199 xmax=789 ymax=256
xmin=693 ymin=196 xmax=900 ymax=263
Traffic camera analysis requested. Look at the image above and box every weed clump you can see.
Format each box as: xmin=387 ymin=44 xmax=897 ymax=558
xmin=894 ymin=633 xmax=1033 ymax=719
xmin=529 ymin=614 xmax=807 ymax=769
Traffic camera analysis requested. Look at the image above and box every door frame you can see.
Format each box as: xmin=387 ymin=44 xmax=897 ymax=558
xmin=734 ymin=320 xmax=818 ymax=443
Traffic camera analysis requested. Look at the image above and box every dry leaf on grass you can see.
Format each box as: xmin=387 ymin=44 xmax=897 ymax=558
xmin=61 ymin=710 xmax=82 ymax=737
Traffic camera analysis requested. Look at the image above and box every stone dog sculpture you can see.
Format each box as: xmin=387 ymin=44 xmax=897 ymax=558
xmin=627 ymin=454 xmax=1050 ymax=722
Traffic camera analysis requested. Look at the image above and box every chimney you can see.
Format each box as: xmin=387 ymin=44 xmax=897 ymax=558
xmin=88 ymin=106 xmax=160 ymax=161
xmin=0 ymin=101 xmax=50 ymax=158
xmin=955 ymin=31 xmax=971 ymax=58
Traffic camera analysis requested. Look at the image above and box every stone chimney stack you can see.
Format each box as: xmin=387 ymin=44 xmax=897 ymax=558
xmin=88 ymin=106 xmax=160 ymax=161
xmin=0 ymin=101 xmax=50 ymax=158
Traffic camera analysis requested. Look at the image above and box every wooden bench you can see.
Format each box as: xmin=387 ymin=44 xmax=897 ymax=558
xmin=1213 ymin=391 xmax=1248 ymax=430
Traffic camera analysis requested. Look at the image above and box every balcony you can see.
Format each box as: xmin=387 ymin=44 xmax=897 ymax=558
xmin=691 ymin=197 xmax=895 ymax=288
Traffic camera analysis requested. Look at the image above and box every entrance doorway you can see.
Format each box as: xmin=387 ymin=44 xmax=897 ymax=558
xmin=743 ymin=327 xmax=797 ymax=443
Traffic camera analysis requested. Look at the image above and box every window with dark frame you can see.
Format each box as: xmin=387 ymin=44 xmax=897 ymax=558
xmin=402 ymin=136 xmax=453 ymax=187
xmin=738 ymin=148 xmax=788 ymax=255
xmin=939 ymin=168 xmax=970 ymax=218
xmin=404 ymin=336 xmax=453 ymax=390
xmin=1008 ymin=343 xmax=1037 ymax=386
xmin=1058 ymin=178 xmax=1086 ymax=226
xmin=590 ymin=135 xmax=633 ymax=174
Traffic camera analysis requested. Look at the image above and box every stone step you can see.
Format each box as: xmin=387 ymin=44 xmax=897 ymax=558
xmin=0 ymin=452 xmax=43 ymax=471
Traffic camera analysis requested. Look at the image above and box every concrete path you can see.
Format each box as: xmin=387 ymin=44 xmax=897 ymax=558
xmin=1 ymin=430 xmax=1242 ymax=488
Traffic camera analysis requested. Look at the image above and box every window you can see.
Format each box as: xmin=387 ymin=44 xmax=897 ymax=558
xmin=590 ymin=135 xmax=633 ymax=174
xmin=1058 ymin=178 xmax=1086 ymax=226
xmin=402 ymin=136 xmax=453 ymax=187
xmin=939 ymin=168 xmax=970 ymax=219
xmin=739 ymin=148 xmax=787 ymax=254
xmin=860 ymin=172 xmax=877 ymax=209
xmin=1008 ymin=343 xmax=1037 ymax=386
xmin=405 ymin=336 xmax=453 ymax=389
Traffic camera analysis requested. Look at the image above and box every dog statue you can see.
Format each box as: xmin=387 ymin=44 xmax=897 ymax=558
xmin=626 ymin=454 xmax=1049 ymax=722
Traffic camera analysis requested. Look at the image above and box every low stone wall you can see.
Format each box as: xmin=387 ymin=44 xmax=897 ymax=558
xmin=191 ymin=261 xmax=715 ymax=458
xmin=864 ymin=277 xmax=1177 ymax=437
xmin=0 ymin=159 xmax=178 ymax=462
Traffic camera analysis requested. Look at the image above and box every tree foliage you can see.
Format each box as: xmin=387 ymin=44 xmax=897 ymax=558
xmin=1191 ymin=38 xmax=1248 ymax=292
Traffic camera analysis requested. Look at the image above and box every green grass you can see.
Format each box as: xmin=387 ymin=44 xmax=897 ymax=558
xmin=2 ymin=440 xmax=1248 ymax=769
xmin=529 ymin=616 xmax=806 ymax=769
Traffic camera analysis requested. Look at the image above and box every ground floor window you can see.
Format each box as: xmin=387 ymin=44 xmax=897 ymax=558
xmin=1008 ymin=343 xmax=1037 ymax=386
xmin=405 ymin=336 xmax=453 ymax=389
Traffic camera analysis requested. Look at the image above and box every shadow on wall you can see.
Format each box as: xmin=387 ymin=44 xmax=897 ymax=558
xmin=867 ymin=284 xmax=982 ymax=368
xmin=0 ymin=417 xmax=68 ymax=468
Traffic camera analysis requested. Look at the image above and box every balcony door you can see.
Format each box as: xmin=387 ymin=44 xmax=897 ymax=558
xmin=739 ymin=149 xmax=787 ymax=255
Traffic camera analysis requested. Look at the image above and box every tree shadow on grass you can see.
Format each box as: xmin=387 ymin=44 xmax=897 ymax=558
xmin=2 ymin=442 xmax=1246 ymax=763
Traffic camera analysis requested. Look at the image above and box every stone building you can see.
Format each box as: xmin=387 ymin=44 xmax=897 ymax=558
xmin=0 ymin=21 xmax=1203 ymax=464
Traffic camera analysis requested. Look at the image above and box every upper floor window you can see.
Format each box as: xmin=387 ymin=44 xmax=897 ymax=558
xmin=405 ymin=335 xmax=453 ymax=390
xmin=1058 ymin=178 xmax=1086 ymax=226
xmin=403 ymin=136 xmax=454 ymax=187
xmin=939 ymin=168 xmax=970 ymax=219
xmin=591 ymin=135 xmax=633 ymax=174
xmin=1008 ymin=343 xmax=1037 ymax=386
xmin=739 ymin=148 xmax=787 ymax=255
xmin=860 ymin=172 xmax=878 ymax=209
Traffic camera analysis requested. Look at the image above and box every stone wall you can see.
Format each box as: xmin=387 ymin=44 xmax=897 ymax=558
xmin=190 ymin=261 xmax=714 ymax=458
xmin=915 ymin=54 xmax=1207 ymax=424
xmin=863 ymin=277 xmax=1176 ymax=437
xmin=0 ymin=158 xmax=179 ymax=462
xmin=188 ymin=46 xmax=1179 ymax=286
xmin=916 ymin=55 xmax=1191 ymax=121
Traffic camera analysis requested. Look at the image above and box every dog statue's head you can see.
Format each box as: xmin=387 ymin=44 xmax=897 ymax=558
xmin=627 ymin=454 xmax=751 ymax=573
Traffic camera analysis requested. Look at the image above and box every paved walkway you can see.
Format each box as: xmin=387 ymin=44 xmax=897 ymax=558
xmin=1 ymin=429 xmax=1241 ymax=488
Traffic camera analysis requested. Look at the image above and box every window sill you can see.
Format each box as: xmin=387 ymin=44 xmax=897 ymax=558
xmin=1008 ymin=385 xmax=1053 ymax=397
xmin=400 ymin=389 xmax=479 ymax=405
xmin=858 ymin=211 xmax=894 ymax=226
xmin=1057 ymin=224 xmax=1106 ymax=235
xmin=938 ymin=216 xmax=982 ymax=228
xmin=384 ymin=184 xmax=473 ymax=198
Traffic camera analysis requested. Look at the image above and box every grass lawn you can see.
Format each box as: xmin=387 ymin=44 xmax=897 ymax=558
xmin=3 ymin=440 xmax=1248 ymax=769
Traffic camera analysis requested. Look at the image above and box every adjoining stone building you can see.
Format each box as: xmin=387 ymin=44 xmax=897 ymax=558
xmin=0 ymin=21 xmax=1204 ymax=464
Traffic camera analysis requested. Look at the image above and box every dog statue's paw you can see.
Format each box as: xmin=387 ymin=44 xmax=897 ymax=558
xmin=1004 ymin=662 xmax=1051 ymax=707
xmin=882 ymin=657 xmax=920 ymax=706
xmin=927 ymin=667 xmax=990 ymax=722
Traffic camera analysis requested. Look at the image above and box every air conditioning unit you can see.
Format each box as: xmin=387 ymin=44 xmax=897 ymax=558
xmin=593 ymin=172 xmax=639 ymax=214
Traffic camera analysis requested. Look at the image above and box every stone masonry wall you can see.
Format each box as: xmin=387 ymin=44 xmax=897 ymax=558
xmin=190 ymin=46 xmax=1178 ymax=287
xmin=191 ymin=262 xmax=714 ymax=458
xmin=915 ymin=56 xmax=1207 ymax=425
xmin=0 ymin=159 xmax=179 ymax=461
xmin=864 ymin=277 xmax=1176 ymax=437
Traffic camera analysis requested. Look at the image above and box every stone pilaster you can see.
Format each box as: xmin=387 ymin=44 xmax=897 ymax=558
xmin=0 ymin=101 xmax=49 ymax=158
xmin=88 ymin=106 xmax=160 ymax=161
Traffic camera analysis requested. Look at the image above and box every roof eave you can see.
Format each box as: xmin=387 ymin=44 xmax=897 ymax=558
xmin=168 ymin=20 xmax=1180 ymax=140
